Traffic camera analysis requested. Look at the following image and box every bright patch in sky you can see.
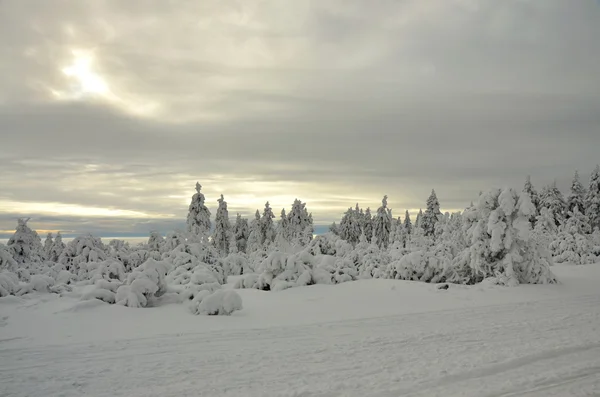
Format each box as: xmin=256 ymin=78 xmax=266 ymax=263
xmin=0 ymin=200 xmax=173 ymax=219
xmin=61 ymin=50 xmax=109 ymax=96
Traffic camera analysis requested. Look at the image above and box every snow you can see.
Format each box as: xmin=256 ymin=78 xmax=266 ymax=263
xmin=1 ymin=263 xmax=600 ymax=397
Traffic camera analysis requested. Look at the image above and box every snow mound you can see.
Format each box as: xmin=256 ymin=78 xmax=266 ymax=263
xmin=188 ymin=289 xmax=243 ymax=316
xmin=16 ymin=274 xmax=55 ymax=295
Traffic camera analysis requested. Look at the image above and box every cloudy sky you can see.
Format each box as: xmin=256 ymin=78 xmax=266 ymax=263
xmin=1 ymin=0 xmax=599 ymax=237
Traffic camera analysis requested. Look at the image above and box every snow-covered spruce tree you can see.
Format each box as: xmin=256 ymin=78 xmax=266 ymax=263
xmin=287 ymin=199 xmax=313 ymax=246
xmin=329 ymin=222 xmax=340 ymax=236
xmin=233 ymin=213 xmax=250 ymax=253
xmin=43 ymin=233 xmax=53 ymax=261
xmin=212 ymin=195 xmax=232 ymax=256
xmin=372 ymin=195 xmax=392 ymax=249
xmin=550 ymin=207 xmax=594 ymax=265
xmin=422 ymin=190 xmax=442 ymax=237
xmin=47 ymin=232 xmax=66 ymax=263
xmin=363 ymin=207 xmax=373 ymax=243
xmin=186 ymin=182 xmax=211 ymax=240
xmin=147 ymin=231 xmax=165 ymax=253
xmin=403 ymin=210 xmax=412 ymax=235
xmin=523 ymin=175 xmax=541 ymax=215
xmin=585 ymin=165 xmax=600 ymax=231
xmin=415 ymin=209 xmax=423 ymax=230
xmin=339 ymin=207 xmax=361 ymax=246
xmin=567 ymin=170 xmax=587 ymax=216
xmin=277 ymin=208 xmax=290 ymax=242
xmin=539 ymin=181 xmax=566 ymax=227
xmin=7 ymin=218 xmax=44 ymax=267
xmin=462 ymin=188 xmax=556 ymax=285
xmin=531 ymin=207 xmax=557 ymax=252
xmin=246 ymin=210 xmax=262 ymax=253
xmin=260 ymin=202 xmax=276 ymax=248
xmin=58 ymin=234 xmax=107 ymax=274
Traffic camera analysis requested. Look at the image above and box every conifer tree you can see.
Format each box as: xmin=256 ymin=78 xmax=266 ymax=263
xmin=567 ymin=170 xmax=586 ymax=215
xmin=363 ymin=207 xmax=373 ymax=243
xmin=403 ymin=210 xmax=412 ymax=235
xmin=260 ymin=202 xmax=276 ymax=247
xmin=539 ymin=181 xmax=566 ymax=227
xmin=585 ymin=165 xmax=600 ymax=231
xmin=422 ymin=190 xmax=442 ymax=237
xmin=373 ymin=195 xmax=392 ymax=249
xmin=339 ymin=207 xmax=361 ymax=245
xmin=212 ymin=195 xmax=232 ymax=256
xmin=186 ymin=182 xmax=212 ymax=238
xmin=233 ymin=213 xmax=250 ymax=253
xmin=523 ymin=175 xmax=540 ymax=213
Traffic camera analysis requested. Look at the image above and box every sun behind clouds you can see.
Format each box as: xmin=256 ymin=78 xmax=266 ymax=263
xmin=52 ymin=48 xmax=159 ymax=117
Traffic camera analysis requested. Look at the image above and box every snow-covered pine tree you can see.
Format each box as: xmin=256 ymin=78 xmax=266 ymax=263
xmin=232 ymin=214 xmax=249 ymax=253
xmin=147 ymin=231 xmax=165 ymax=253
xmin=422 ymin=190 xmax=442 ymax=237
xmin=585 ymin=165 xmax=600 ymax=231
xmin=463 ymin=188 xmax=556 ymax=285
xmin=539 ymin=181 xmax=567 ymax=227
xmin=403 ymin=210 xmax=412 ymax=235
xmin=277 ymin=209 xmax=290 ymax=242
xmin=373 ymin=195 xmax=392 ymax=249
xmin=246 ymin=210 xmax=262 ymax=253
xmin=363 ymin=208 xmax=373 ymax=243
xmin=186 ymin=182 xmax=211 ymax=239
xmin=43 ymin=233 xmax=54 ymax=261
xmin=339 ymin=207 xmax=361 ymax=246
xmin=287 ymin=199 xmax=313 ymax=245
xmin=523 ymin=175 xmax=540 ymax=214
xmin=48 ymin=232 xmax=66 ymax=262
xmin=567 ymin=170 xmax=586 ymax=216
xmin=329 ymin=222 xmax=340 ymax=236
xmin=7 ymin=218 xmax=44 ymax=266
xmin=415 ymin=209 xmax=423 ymax=229
xmin=531 ymin=207 xmax=557 ymax=252
xmin=550 ymin=207 xmax=594 ymax=265
xmin=260 ymin=202 xmax=276 ymax=248
xmin=212 ymin=195 xmax=232 ymax=256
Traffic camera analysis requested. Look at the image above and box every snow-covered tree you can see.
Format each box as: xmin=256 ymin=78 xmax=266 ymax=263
xmin=0 ymin=244 xmax=18 ymax=273
xmin=47 ymin=232 xmax=66 ymax=262
xmin=58 ymin=234 xmax=108 ymax=274
xmin=539 ymin=181 xmax=566 ymax=227
xmin=246 ymin=210 xmax=263 ymax=253
xmin=43 ymin=233 xmax=54 ymax=261
xmin=260 ymin=202 xmax=276 ymax=247
xmin=287 ymin=199 xmax=313 ymax=245
xmin=373 ymin=195 xmax=392 ymax=249
xmin=550 ymin=207 xmax=594 ymax=265
xmin=585 ymin=165 xmax=600 ymax=231
xmin=329 ymin=222 xmax=340 ymax=236
xmin=186 ymin=182 xmax=211 ymax=239
xmin=531 ymin=207 xmax=557 ymax=252
xmin=567 ymin=171 xmax=586 ymax=216
xmin=7 ymin=218 xmax=44 ymax=266
xmin=523 ymin=175 xmax=540 ymax=214
xmin=339 ymin=207 xmax=361 ymax=246
xmin=363 ymin=208 xmax=373 ymax=243
xmin=277 ymin=208 xmax=290 ymax=242
xmin=212 ymin=195 xmax=232 ymax=256
xmin=147 ymin=231 xmax=165 ymax=253
xmin=233 ymin=214 xmax=250 ymax=253
xmin=422 ymin=190 xmax=442 ymax=237
xmin=462 ymin=188 xmax=556 ymax=285
xmin=403 ymin=210 xmax=412 ymax=236
xmin=415 ymin=209 xmax=423 ymax=230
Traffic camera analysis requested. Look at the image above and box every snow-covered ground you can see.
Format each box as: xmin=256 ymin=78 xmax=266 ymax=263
xmin=1 ymin=264 xmax=600 ymax=397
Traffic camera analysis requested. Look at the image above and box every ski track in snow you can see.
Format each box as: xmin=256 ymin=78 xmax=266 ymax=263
xmin=1 ymin=293 xmax=600 ymax=397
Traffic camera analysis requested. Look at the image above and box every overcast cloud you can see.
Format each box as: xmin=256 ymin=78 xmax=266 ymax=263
xmin=1 ymin=0 xmax=599 ymax=237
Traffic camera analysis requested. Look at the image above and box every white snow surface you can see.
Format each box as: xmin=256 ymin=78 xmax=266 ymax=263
xmin=1 ymin=264 xmax=600 ymax=397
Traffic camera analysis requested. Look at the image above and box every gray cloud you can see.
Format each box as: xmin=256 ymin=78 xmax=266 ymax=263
xmin=1 ymin=0 xmax=600 ymax=236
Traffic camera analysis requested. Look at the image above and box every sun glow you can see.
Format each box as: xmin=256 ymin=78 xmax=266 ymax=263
xmin=51 ymin=48 xmax=160 ymax=117
xmin=61 ymin=50 xmax=109 ymax=96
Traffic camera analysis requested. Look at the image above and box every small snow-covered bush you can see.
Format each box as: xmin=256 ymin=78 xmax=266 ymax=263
xmin=16 ymin=274 xmax=55 ymax=295
xmin=313 ymin=255 xmax=358 ymax=285
xmin=80 ymin=260 xmax=126 ymax=283
xmin=0 ymin=272 xmax=19 ymax=297
xmin=81 ymin=279 xmax=122 ymax=304
xmin=188 ymin=289 xmax=243 ymax=315
xmin=115 ymin=258 xmax=169 ymax=308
